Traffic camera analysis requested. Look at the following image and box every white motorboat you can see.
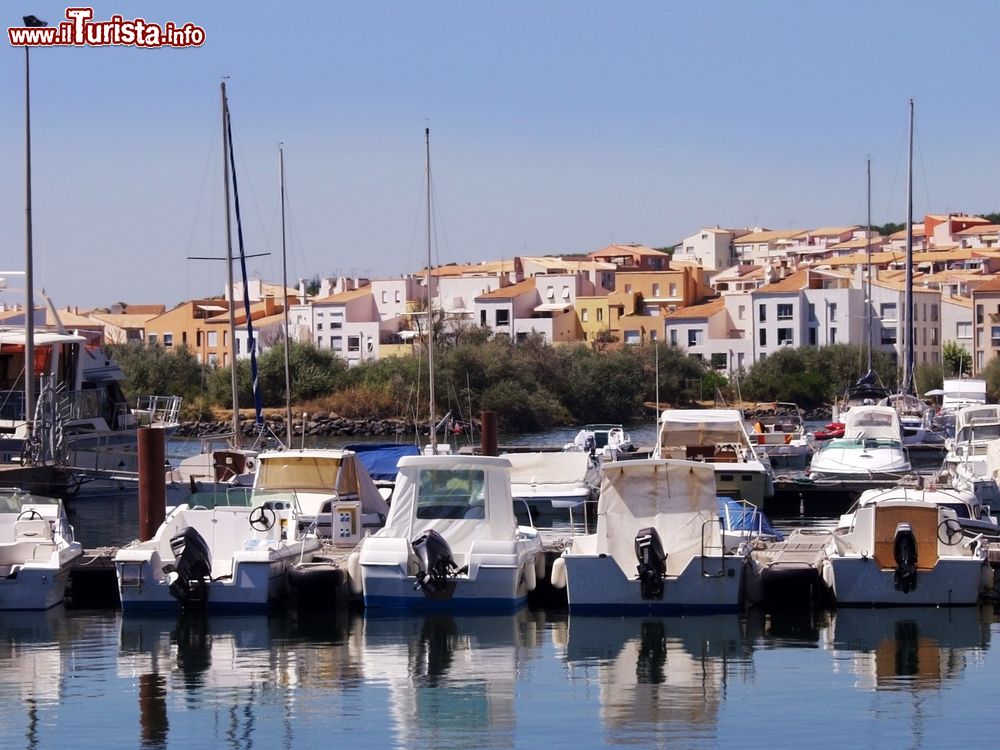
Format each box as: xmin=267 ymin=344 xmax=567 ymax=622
xmin=747 ymin=402 xmax=814 ymax=470
xmin=880 ymin=393 xmax=945 ymax=446
xmin=943 ymin=404 xmax=1000 ymax=483
xmin=654 ymin=409 xmax=774 ymax=504
xmin=821 ymin=494 xmax=992 ymax=606
xmin=354 ymin=454 xmax=544 ymax=611
xmin=504 ymin=450 xmax=600 ymax=522
xmin=0 ymin=488 xmax=83 ymax=610
xmin=808 ymin=405 xmax=911 ymax=480
xmin=114 ymin=492 xmax=322 ymax=612
xmin=247 ymin=448 xmax=389 ymax=540
xmin=550 ymin=459 xmax=748 ymax=614
xmin=564 ymin=424 xmax=635 ymax=459
xmin=851 ymin=485 xmax=999 ymax=538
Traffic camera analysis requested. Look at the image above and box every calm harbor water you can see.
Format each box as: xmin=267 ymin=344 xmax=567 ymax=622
xmin=0 ymin=604 xmax=997 ymax=749
xmin=31 ymin=426 xmax=971 ymax=749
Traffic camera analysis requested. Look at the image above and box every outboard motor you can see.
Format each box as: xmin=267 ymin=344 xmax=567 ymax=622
xmin=163 ymin=527 xmax=212 ymax=608
xmin=892 ymin=522 xmax=918 ymax=594
xmin=412 ymin=529 xmax=465 ymax=599
xmin=635 ymin=527 xmax=667 ymax=600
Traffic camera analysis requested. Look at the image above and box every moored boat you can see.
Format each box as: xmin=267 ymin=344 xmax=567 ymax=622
xmin=808 ymin=404 xmax=911 ymax=480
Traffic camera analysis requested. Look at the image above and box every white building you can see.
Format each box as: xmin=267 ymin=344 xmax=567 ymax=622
xmin=673 ymin=228 xmax=748 ymax=271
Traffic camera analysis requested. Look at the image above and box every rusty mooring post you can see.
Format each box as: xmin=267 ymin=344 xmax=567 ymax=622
xmin=137 ymin=427 xmax=166 ymax=541
xmin=480 ymin=411 xmax=498 ymax=456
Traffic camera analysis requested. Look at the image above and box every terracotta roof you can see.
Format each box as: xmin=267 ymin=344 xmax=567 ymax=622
xmin=475 ymin=278 xmax=538 ymax=301
xmin=956 ymin=224 xmax=1000 ymax=236
xmin=663 ymin=297 xmax=726 ymax=320
xmin=889 ymin=224 xmax=926 ymax=239
xmin=311 ymin=287 xmax=372 ymax=305
xmin=588 ymin=243 xmax=670 ymax=259
xmin=795 ymin=226 xmax=859 ymax=238
xmin=944 ymin=295 xmax=973 ymax=308
xmin=926 ymin=214 xmax=990 ymax=224
xmin=972 ymin=275 xmax=1000 ymax=294
xmin=519 ymin=256 xmax=615 ymax=272
xmin=88 ymin=313 xmax=159 ymax=328
xmin=755 ymin=269 xmax=809 ymax=293
xmin=826 ymin=236 xmax=885 ymax=251
xmin=818 ymin=251 xmax=902 ymax=268
xmin=734 ymin=230 xmax=804 ymax=244
xmin=119 ymin=304 xmax=167 ymax=315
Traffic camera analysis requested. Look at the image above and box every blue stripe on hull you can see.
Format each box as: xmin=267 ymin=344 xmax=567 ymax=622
xmin=569 ymin=602 xmax=741 ymax=616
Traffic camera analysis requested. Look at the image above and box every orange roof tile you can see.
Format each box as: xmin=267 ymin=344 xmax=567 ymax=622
xmin=972 ymin=275 xmax=1000 ymax=294
xmin=755 ymin=269 xmax=809 ymax=293
xmin=475 ymin=278 xmax=538 ymax=301
xmin=663 ymin=297 xmax=726 ymax=320
xmin=734 ymin=230 xmax=804 ymax=244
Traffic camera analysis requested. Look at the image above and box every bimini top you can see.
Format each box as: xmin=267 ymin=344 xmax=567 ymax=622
xmin=505 ymin=451 xmax=596 ymax=487
xmin=657 ymin=409 xmax=749 ymax=448
xmin=377 ymin=454 xmax=517 ymax=553
xmin=842 ymin=405 xmax=902 ymax=442
xmin=594 ymin=458 xmax=719 ymax=577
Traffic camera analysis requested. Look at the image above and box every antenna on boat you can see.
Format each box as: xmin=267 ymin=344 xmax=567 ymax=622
xmin=901 ymin=98 xmax=915 ymax=396
xmin=865 ymin=156 xmax=873 ymax=375
xmin=425 ymin=127 xmax=437 ymax=455
xmin=221 ymin=81 xmax=241 ymax=447
xmin=279 ymin=144 xmax=293 ymax=442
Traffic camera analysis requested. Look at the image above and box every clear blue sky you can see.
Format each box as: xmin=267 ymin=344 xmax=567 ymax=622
xmin=3 ymin=1 xmax=1000 ymax=309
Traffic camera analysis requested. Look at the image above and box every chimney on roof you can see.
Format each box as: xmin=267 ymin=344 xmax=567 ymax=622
xmin=298 ymin=279 xmax=306 ymax=305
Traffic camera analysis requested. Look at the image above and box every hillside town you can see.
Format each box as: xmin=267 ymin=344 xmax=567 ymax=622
xmin=2 ymin=212 xmax=997 ymax=376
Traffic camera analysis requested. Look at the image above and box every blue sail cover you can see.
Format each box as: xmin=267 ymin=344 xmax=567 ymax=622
xmin=717 ymin=497 xmax=784 ymax=541
xmin=345 ymin=443 xmax=421 ymax=482
xmin=225 ymin=110 xmax=264 ymax=427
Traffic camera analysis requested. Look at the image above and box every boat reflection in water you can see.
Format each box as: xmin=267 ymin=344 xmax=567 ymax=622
xmin=559 ymin=615 xmax=753 ymax=745
xmin=828 ymin=604 xmax=992 ymax=691
xmin=361 ymin=611 xmax=545 ymax=750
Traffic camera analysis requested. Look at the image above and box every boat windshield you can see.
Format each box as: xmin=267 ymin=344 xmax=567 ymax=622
xmin=256 ymin=456 xmax=355 ymax=492
xmin=416 ymin=469 xmax=486 ymax=519
xmin=0 ymin=489 xmax=60 ymax=514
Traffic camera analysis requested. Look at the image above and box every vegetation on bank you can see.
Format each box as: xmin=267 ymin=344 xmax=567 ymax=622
xmin=108 ymin=335 xmax=988 ymax=433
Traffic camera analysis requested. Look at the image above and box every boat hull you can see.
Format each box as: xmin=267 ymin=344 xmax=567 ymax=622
xmin=0 ymin=557 xmax=80 ymax=610
xmin=562 ymin=553 xmax=745 ymax=614
xmin=823 ymin=557 xmax=989 ymax=606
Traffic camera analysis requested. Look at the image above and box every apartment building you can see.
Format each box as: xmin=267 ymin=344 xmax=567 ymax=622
xmin=673 ymin=228 xmax=748 ymax=271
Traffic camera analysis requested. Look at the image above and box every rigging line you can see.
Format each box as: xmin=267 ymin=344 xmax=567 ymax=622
xmin=183 ymin=121 xmax=218 ymax=260
xmin=231 ymin=130 xmax=275 ymax=258
xmin=402 ymin=170 xmax=428 ymax=278
xmin=427 ymin=171 xmax=453 ymax=268
xmin=282 ymin=185 xmax=311 ymax=287
xmin=883 ymin=141 xmax=904 ymax=225
xmin=913 ymin=124 xmax=933 ymax=216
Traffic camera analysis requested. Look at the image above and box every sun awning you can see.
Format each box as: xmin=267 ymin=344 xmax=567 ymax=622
xmin=533 ymin=302 xmax=572 ymax=313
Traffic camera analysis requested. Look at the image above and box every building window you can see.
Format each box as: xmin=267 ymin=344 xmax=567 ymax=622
xmin=991 ymin=326 xmax=1000 ymax=347
xmin=196 ymin=330 xmax=202 ymax=347
xmin=808 ymin=303 xmax=816 ymax=320
xmin=649 ymin=330 xmax=657 ymax=343
xmin=829 ymin=303 xmax=838 ymax=321
xmin=977 ymin=305 xmax=984 ymax=325
xmin=880 ymin=303 xmax=897 ymax=322
xmin=738 ymin=305 xmax=745 ymax=320
xmin=669 ymin=283 xmax=677 ymax=297
xmin=480 ymin=310 xmax=487 ymax=327
xmin=207 ymin=331 xmax=218 ymax=347
xmin=652 ymin=283 xmax=660 ymax=297
xmin=581 ymin=309 xmax=589 ymax=323
xmin=163 ymin=333 xmax=173 ymax=347
xmin=381 ymin=291 xmax=387 ymax=303
xmin=236 ymin=338 xmax=242 ymax=355
xmin=777 ymin=328 xmax=793 ymax=345
xmin=808 ymin=328 xmax=817 ymax=346
xmin=316 ymin=336 xmax=323 ymax=347
xmin=317 ymin=323 xmax=323 ymax=331
xmin=348 ymin=336 xmax=361 ymax=353
xmin=931 ymin=304 xmax=938 ymax=322
xmin=597 ymin=308 xmax=604 ymax=322
xmin=395 ymin=291 xmax=401 ymax=303
xmin=957 ymin=321 xmax=972 ymax=339
xmin=624 ymin=284 xmax=632 ymax=294
xmin=829 ymin=327 xmax=837 ymax=344
xmin=332 ymin=336 xmax=342 ymax=350
xmin=759 ymin=329 xmax=767 ymax=347
xmin=148 ymin=333 xmax=157 ymax=344
xmin=670 ymin=329 xmax=678 ymax=346
xmin=623 ymin=330 xmax=640 ymax=345
xmin=758 ymin=305 xmax=766 ymax=322
xmin=777 ymin=304 xmax=793 ymax=320
xmin=711 ymin=352 xmax=727 ymax=370
xmin=688 ymin=329 xmax=703 ymax=347
xmin=496 ymin=309 xmax=510 ymax=326
xmin=881 ymin=326 xmax=897 ymax=345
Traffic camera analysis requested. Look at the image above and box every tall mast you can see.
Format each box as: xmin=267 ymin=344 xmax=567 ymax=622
xmin=279 ymin=145 xmax=293 ymax=440
xmin=23 ymin=42 xmax=36 ymax=437
xmin=902 ymin=98 xmax=915 ymax=395
xmin=221 ymin=81 xmax=240 ymax=445
xmin=425 ymin=127 xmax=437 ymax=454
xmin=865 ymin=157 xmax=873 ymax=374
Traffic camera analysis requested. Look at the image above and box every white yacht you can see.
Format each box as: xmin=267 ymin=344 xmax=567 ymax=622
xmin=808 ymin=405 xmax=911 ymax=480
xmin=748 ymin=402 xmax=814 ymax=470
xmin=943 ymin=404 xmax=1000 ymax=483
xmin=654 ymin=409 xmax=774 ymax=504
xmin=114 ymin=492 xmax=322 ymax=612
xmin=0 ymin=488 xmax=83 ymax=610
xmin=354 ymin=454 xmax=544 ymax=611
xmin=822 ymin=493 xmax=991 ymax=606
xmin=503 ymin=450 xmax=600 ymax=522
xmin=551 ymin=459 xmax=748 ymax=613
xmin=564 ymin=423 xmax=635 ymax=459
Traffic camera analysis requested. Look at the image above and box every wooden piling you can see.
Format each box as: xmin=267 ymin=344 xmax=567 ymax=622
xmin=137 ymin=427 xmax=165 ymax=541
xmin=480 ymin=411 xmax=498 ymax=456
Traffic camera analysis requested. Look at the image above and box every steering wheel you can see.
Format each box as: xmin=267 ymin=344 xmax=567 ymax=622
xmin=17 ymin=509 xmax=42 ymax=521
xmin=248 ymin=506 xmax=276 ymax=532
xmin=937 ymin=518 xmax=964 ymax=546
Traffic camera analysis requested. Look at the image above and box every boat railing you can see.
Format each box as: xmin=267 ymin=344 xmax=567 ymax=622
xmin=134 ymin=395 xmax=183 ymax=427
xmin=700 ymin=517 xmax=727 ymax=577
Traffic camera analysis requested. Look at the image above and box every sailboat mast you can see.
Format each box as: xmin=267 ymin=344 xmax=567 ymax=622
xmin=279 ymin=145 xmax=293 ymax=440
xmin=902 ymin=98 xmax=915 ymax=395
xmin=221 ymin=81 xmax=241 ymax=445
xmin=866 ymin=158 xmax=873 ymax=373
xmin=425 ymin=127 xmax=437 ymax=453
xmin=23 ymin=44 xmax=36 ymax=437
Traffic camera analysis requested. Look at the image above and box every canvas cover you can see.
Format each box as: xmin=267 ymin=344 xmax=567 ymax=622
xmin=345 ymin=443 xmax=421 ymax=482
xmin=254 ymin=450 xmax=389 ymax=517
xmin=657 ymin=409 xmax=748 ymax=449
xmin=505 ymin=451 xmax=597 ymax=487
xmin=942 ymin=378 xmax=987 ymax=411
xmin=842 ymin=405 xmax=901 ymax=441
xmin=953 ymin=405 xmax=1000 ymax=444
xmin=377 ymin=454 xmax=517 ymax=555
xmin=594 ymin=459 xmax=720 ymax=577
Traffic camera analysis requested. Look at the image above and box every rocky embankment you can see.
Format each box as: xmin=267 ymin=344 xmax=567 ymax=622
xmin=173 ymin=412 xmax=423 ymax=440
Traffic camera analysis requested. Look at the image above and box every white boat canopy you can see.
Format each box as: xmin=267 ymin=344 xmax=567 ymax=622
xmin=505 ymin=452 xmax=595 ymax=486
xmin=842 ymin=405 xmax=902 ymax=441
xmin=595 ymin=459 xmax=720 ymax=578
xmin=657 ymin=409 xmax=749 ymax=447
xmin=379 ymin=455 xmax=518 ymax=553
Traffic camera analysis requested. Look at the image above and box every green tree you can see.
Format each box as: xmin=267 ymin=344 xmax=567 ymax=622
xmin=942 ymin=341 xmax=971 ymax=376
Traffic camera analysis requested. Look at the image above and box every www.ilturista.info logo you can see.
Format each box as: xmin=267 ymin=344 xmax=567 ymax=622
xmin=8 ymin=7 xmax=205 ymax=48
